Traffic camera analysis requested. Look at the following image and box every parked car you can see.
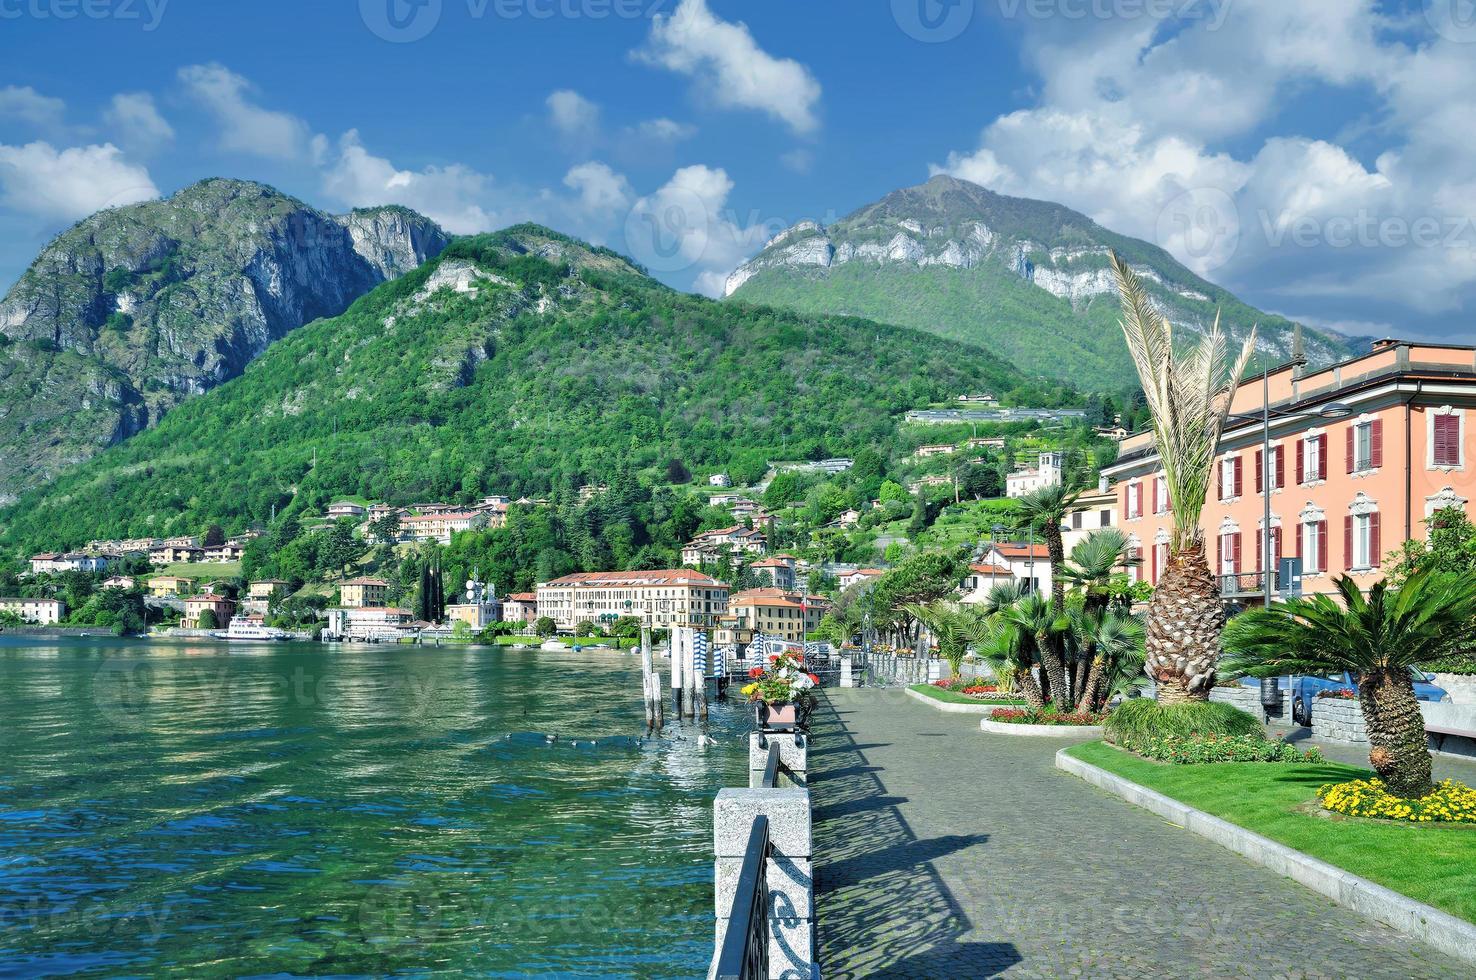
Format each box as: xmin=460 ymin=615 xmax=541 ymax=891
xmin=1242 ymin=670 xmax=1450 ymax=726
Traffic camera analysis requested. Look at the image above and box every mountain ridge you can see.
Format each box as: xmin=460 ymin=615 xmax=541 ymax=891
xmin=0 ymin=178 xmax=448 ymax=501
xmin=724 ymin=175 xmax=1358 ymax=389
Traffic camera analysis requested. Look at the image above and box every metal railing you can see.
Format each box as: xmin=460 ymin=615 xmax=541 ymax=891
xmin=1218 ymin=570 xmax=1278 ymax=598
xmin=712 ymin=815 xmax=771 ymax=980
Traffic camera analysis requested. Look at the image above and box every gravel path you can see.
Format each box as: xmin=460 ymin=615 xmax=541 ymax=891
xmin=809 ymin=688 xmax=1471 ymax=979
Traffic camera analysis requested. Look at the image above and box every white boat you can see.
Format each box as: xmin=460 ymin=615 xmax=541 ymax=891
xmin=217 ymin=617 xmax=291 ymax=641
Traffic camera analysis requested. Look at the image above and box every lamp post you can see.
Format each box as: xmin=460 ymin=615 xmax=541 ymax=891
xmin=1243 ymin=370 xmax=1351 ymax=605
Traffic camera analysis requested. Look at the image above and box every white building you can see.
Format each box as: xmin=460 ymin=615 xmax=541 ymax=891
xmin=29 ymin=553 xmax=114 ymax=575
xmin=1006 ymin=452 xmax=1063 ymax=498
xmin=837 ymin=567 xmax=885 ymax=591
xmin=708 ymin=473 xmax=733 ymax=487
xmin=968 ymin=542 xmax=1051 ymax=596
xmin=398 ymin=511 xmax=488 ymax=545
xmin=535 ymin=569 xmax=729 ymax=633
xmin=0 ymin=597 xmax=65 ymax=624
xmin=1061 ymin=486 xmax=1120 ymax=559
xmin=327 ymin=501 xmax=368 ymax=519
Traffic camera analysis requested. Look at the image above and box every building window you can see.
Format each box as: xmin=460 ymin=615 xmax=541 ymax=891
xmin=1347 ymin=418 xmax=1382 ymax=473
xmin=1218 ymin=531 xmax=1241 ymax=577
xmin=1152 ymin=541 xmax=1169 ymax=584
xmin=1256 ymin=445 xmax=1284 ymax=493
xmin=1154 ymin=476 xmax=1168 ymax=514
xmin=1431 ymin=408 xmax=1464 ymax=469
xmin=1301 ymin=519 xmax=1328 ymax=574
xmin=1126 ymin=482 xmax=1141 ymax=520
xmin=1346 ymin=495 xmax=1381 ymax=571
xmin=1298 ymin=433 xmax=1327 ymax=484
xmin=1218 ymin=456 xmax=1242 ymax=502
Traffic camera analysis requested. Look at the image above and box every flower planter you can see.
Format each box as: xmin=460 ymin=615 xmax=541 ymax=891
xmin=755 ymin=701 xmax=799 ymax=731
xmin=980 ymin=717 xmax=1104 ymax=738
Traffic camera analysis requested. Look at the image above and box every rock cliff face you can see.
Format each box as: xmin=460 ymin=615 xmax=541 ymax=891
xmin=725 ymin=175 xmax=1358 ymax=389
xmin=0 ymin=179 xmax=447 ymax=500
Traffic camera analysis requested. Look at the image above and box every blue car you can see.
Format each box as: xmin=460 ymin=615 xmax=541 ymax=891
xmin=1242 ymin=670 xmax=1450 ymax=726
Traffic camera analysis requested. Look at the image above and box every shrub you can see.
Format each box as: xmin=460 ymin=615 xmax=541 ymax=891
xmin=1116 ymin=732 xmax=1322 ymax=765
xmin=1318 ymin=778 xmax=1476 ymax=823
xmin=1104 ymin=698 xmax=1262 ymax=744
xmin=992 ymin=708 xmax=1105 ymax=726
xmin=1423 ymin=653 xmax=1476 ymax=675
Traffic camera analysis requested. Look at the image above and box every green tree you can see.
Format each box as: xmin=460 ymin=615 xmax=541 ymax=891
xmin=1222 ymin=570 xmax=1476 ymax=798
xmin=197 ymin=608 xmax=219 ymax=630
xmin=203 ymin=524 xmax=226 ymax=547
xmin=534 ymin=616 xmax=557 ymax=639
xmin=869 ymin=548 xmax=969 ymax=648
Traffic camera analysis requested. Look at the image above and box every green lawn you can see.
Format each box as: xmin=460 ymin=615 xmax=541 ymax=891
xmin=156 ymin=561 xmax=242 ymax=580
xmin=908 ymin=683 xmax=1025 ymax=706
xmin=1066 ymin=741 xmax=1476 ymax=924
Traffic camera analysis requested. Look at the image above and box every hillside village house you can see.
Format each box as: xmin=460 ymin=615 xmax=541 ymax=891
xmin=398 ymin=511 xmax=487 ymax=545
xmin=837 ymin=567 xmax=885 ymax=591
xmin=710 ymin=493 xmax=751 ymax=508
xmin=716 ymin=588 xmax=830 ymax=646
xmin=29 ymin=552 xmax=114 ymax=575
xmin=959 ymin=562 xmax=1016 ymax=603
xmin=338 ymin=577 xmax=389 ymax=608
xmin=182 ymin=594 xmax=234 ymax=629
xmin=681 ymin=526 xmax=767 ymax=565
xmin=148 ymin=575 xmax=193 ymax=598
xmin=535 ymin=570 xmax=729 ymax=633
xmin=0 ymin=597 xmax=65 ymax=624
xmin=326 ymin=501 xmax=367 ymax=519
xmin=503 ymin=592 xmax=538 ymax=624
xmin=87 ymin=537 xmax=158 ymax=556
xmin=709 ymin=473 xmax=733 ymax=487
xmin=963 ymin=437 xmax=1006 ymax=451
xmin=1105 ymin=341 xmax=1476 ymax=601
xmin=913 ymin=444 xmax=956 ymax=459
xmin=749 ymin=557 xmax=797 ymax=591
xmin=150 ymin=543 xmax=202 ymax=566
xmin=966 ymin=542 xmax=1051 ymax=597
xmin=202 ymin=542 xmax=244 ymax=563
xmin=102 ymin=575 xmax=136 ymax=589
xmin=1006 ymin=452 xmax=1064 ymax=498
xmin=958 ymin=393 xmax=998 ymax=405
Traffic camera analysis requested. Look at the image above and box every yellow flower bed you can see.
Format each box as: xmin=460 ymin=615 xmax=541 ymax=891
xmin=1318 ymin=778 xmax=1476 ymax=823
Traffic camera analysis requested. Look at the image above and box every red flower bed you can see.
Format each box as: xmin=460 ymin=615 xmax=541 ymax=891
xmin=1317 ymin=687 xmax=1358 ymax=700
xmin=961 ymin=685 xmax=999 ymax=695
xmin=991 ymin=708 xmax=1105 ymax=726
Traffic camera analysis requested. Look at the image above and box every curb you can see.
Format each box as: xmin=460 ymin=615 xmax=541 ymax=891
xmin=903 ymin=686 xmax=1020 ymax=715
xmin=1055 ymin=747 xmax=1476 ymax=967
xmin=982 ymin=718 xmax=1104 ymax=737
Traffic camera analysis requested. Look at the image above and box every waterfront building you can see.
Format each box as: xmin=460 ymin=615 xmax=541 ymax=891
xmin=182 ymin=594 xmax=234 ymax=629
xmin=1006 ymin=452 xmax=1064 ymax=498
xmin=1061 ymin=484 xmax=1119 ymax=559
xmin=716 ymin=588 xmax=829 ymax=646
xmin=0 ymin=597 xmax=64 ymax=624
xmin=324 ymin=606 xmax=414 ymax=640
xmin=446 ymin=575 xmax=500 ymax=631
xmin=338 ymin=577 xmax=389 ymax=609
xmin=503 ymin=592 xmax=538 ymax=624
xmin=535 ymin=570 xmax=729 ymax=633
xmin=1105 ymin=341 xmax=1476 ymax=601
xmin=242 ymin=579 xmax=290 ymax=615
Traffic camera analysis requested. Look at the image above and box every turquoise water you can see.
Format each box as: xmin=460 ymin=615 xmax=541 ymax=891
xmin=0 ymin=637 xmax=747 ymax=978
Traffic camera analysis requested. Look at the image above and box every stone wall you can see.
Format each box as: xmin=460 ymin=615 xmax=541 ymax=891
xmin=1209 ymin=685 xmax=1270 ymax=721
xmin=1431 ymin=674 xmax=1476 ymax=706
xmin=1311 ymin=698 xmax=1368 ymax=743
xmin=862 ymin=653 xmax=947 ymax=687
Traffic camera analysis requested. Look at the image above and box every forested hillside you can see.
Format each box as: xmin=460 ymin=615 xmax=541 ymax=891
xmin=0 ymin=226 xmax=1072 ymax=554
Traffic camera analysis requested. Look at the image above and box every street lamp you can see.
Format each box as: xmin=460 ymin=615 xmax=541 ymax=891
xmin=1239 ymin=367 xmax=1352 ymax=605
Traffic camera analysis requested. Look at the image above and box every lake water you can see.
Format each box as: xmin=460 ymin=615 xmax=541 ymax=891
xmin=0 ymin=636 xmax=748 ymax=978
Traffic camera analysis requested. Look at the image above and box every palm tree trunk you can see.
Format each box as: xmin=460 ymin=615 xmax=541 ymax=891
xmin=1145 ymin=543 xmax=1222 ymax=703
xmin=1037 ymin=629 xmax=1069 ymax=709
xmin=1046 ymin=523 xmax=1065 ymax=613
xmin=1015 ymin=654 xmax=1046 ymax=709
xmin=1357 ymin=669 xmax=1434 ymax=798
xmin=1076 ymin=654 xmax=1104 ymax=714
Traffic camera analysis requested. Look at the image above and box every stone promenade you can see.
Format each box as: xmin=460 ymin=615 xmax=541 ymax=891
xmin=809 ymin=688 xmax=1471 ymax=979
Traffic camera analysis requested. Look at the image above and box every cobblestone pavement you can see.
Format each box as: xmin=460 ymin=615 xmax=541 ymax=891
xmin=809 ymin=688 xmax=1472 ymax=979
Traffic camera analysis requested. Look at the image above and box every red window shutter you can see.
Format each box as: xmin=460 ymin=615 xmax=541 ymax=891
xmin=1233 ymin=457 xmax=1243 ymax=497
xmin=1318 ymin=520 xmax=1329 ymax=572
xmin=1151 ymin=544 xmax=1158 ymax=584
xmin=1346 ymin=426 xmax=1355 ymax=473
xmin=1232 ymin=533 xmax=1242 ymax=574
xmin=1296 ymin=439 xmax=1305 ymax=484
xmin=1435 ymin=414 xmax=1459 ymax=467
xmin=1318 ymin=434 xmax=1329 ymax=480
xmin=1275 ymin=446 xmax=1285 ymax=490
xmin=1217 ymin=533 xmax=1225 ymax=571
xmin=1370 ymin=419 xmax=1383 ymax=468
xmin=1273 ymin=527 xmax=1282 ymax=566
xmin=1217 ymin=461 xmax=1224 ymax=502
xmin=1344 ymin=515 xmax=1354 ymax=570
xmin=1370 ymin=512 xmax=1381 ymax=566
xmin=1255 ymin=450 xmax=1263 ymax=495
xmin=1255 ymin=529 xmax=1262 ymax=572
xmin=1294 ymin=522 xmax=1303 ymax=559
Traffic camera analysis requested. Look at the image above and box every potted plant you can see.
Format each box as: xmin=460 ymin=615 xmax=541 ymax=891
xmin=741 ymin=650 xmax=819 ymax=730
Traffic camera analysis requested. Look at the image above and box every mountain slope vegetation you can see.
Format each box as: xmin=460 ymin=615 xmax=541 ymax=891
xmin=0 ymin=226 xmax=1070 ymax=553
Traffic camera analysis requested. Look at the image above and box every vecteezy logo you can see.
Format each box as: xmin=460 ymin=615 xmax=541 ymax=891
xmin=622 ymin=186 xmax=711 ymax=274
xmin=91 ymin=657 xmax=169 ymax=732
xmin=1425 ymin=0 xmax=1476 ymax=42
xmin=1155 ymin=186 xmax=1241 ymax=275
xmin=892 ymin=0 xmax=974 ymax=43
xmin=360 ymin=0 xmax=442 ymax=43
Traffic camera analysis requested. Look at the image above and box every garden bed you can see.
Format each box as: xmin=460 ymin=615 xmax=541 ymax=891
xmin=906 ymin=684 xmax=1026 ymax=713
xmin=1062 ymin=741 xmax=1476 ymax=926
xmin=980 ymin=709 xmax=1105 ymax=738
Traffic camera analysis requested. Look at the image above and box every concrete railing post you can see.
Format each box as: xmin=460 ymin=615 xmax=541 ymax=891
xmin=839 ymin=656 xmax=853 ymax=688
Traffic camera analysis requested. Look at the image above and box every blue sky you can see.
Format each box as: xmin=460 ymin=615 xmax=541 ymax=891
xmin=1 ymin=0 xmax=1473 ymax=341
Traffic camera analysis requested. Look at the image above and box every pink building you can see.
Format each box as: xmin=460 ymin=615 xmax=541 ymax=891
xmin=1104 ymin=340 xmax=1476 ymax=602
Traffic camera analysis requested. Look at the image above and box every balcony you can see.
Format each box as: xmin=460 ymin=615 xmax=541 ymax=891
xmin=1218 ymin=570 xmax=1278 ymax=599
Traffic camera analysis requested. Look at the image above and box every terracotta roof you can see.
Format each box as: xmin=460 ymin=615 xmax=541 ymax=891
xmin=507 ymin=592 xmax=537 ymax=602
xmin=969 ymin=563 xmax=1014 ymax=576
xmin=750 ymin=558 xmax=792 ymax=568
xmin=341 ymin=577 xmax=390 ymax=587
xmin=402 ymin=511 xmax=481 ymax=522
xmin=730 ymin=588 xmax=830 ymax=610
xmin=994 ymin=543 xmax=1050 ymax=560
xmin=190 ymin=594 xmax=232 ymax=603
xmin=849 ymin=568 xmax=885 ymax=577
xmin=544 ymin=570 xmax=726 ymax=588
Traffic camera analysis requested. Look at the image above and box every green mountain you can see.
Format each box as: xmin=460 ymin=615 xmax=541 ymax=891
xmin=0 ymin=226 xmax=1068 ymax=554
xmin=0 ymin=178 xmax=447 ymax=502
xmin=724 ymin=175 xmax=1359 ymax=390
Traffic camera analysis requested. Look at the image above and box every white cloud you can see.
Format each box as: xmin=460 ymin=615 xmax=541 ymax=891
xmin=546 ymin=90 xmax=600 ymax=140
xmin=104 ymin=93 xmax=174 ymax=156
xmin=934 ymin=0 xmax=1476 ymax=333
xmin=627 ymin=117 xmax=696 ymax=143
xmin=320 ymin=130 xmax=498 ymax=234
xmin=178 ymin=63 xmax=315 ymax=160
xmin=563 ymin=161 xmax=633 ymax=217
xmin=0 ymin=86 xmax=67 ymax=131
xmin=622 ymin=163 xmax=765 ymax=294
xmin=635 ymin=0 xmax=821 ymax=135
xmin=0 ymin=141 xmax=156 ymax=221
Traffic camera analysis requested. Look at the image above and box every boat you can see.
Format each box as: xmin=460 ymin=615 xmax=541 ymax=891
xmin=217 ymin=617 xmax=291 ymax=641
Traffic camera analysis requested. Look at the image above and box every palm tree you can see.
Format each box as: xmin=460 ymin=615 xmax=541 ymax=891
xmin=1112 ymin=252 xmax=1255 ymax=704
xmin=1071 ymin=608 xmax=1146 ymax=714
xmin=1221 ymin=570 xmax=1476 ymax=798
xmin=1014 ymin=483 xmax=1084 ymax=613
xmin=904 ymin=601 xmax=989 ymax=679
xmin=998 ymin=592 xmax=1065 ymax=708
xmin=1060 ymin=528 xmax=1140 ymax=613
